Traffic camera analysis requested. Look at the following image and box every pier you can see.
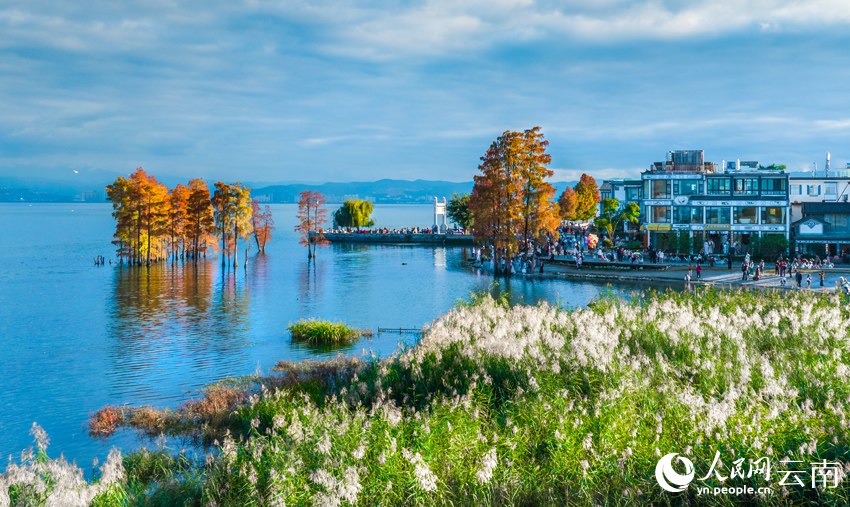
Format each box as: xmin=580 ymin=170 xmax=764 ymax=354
xmin=314 ymin=231 xmax=475 ymax=246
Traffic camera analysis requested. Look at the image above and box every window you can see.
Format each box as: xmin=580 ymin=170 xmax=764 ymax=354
xmin=808 ymin=185 xmax=820 ymax=196
xmin=626 ymin=187 xmax=641 ymax=202
xmin=826 ymin=182 xmax=838 ymax=196
xmin=761 ymin=178 xmax=787 ymax=195
xmin=761 ymin=207 xmax=786 ymax=225
xmin=650 ymin=206 xmax=671 ymax=223
xmin=791 ymin=185 xmax=801 ymax=195
xmin=676 ymin=180 xmax=701 ymax=196
xmin=706 ymin=178 xmax=731 ymax=194
xmin=734 ymin=206 xmax=758 ymax=224
xmin=824 ymin=214 xmax=850 ymax=233
xmin=734 ymin=178 xmax=759 ymax=195
xmin=705 ymin=207 xmax=730 ymax=224
xmin=649 ymin=180 xmax=671 ymax=199
xmin=673 ymin=206 xmax=702 ymax=224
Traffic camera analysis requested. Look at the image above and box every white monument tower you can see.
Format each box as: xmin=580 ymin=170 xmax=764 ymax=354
xmin=434 ymin=197 xmax=448 ymax=233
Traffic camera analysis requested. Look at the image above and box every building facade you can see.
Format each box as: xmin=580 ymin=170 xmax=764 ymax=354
xmin=641 ymin=152 xmax=790 ymax=254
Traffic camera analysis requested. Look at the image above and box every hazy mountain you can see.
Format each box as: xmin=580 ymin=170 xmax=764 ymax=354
xmin=0 ymin=169 xmax=579 ymax=204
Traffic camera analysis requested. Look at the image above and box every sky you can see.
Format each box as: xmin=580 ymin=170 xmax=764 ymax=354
xmin=2 ymin=0 xmax=850 ymax=184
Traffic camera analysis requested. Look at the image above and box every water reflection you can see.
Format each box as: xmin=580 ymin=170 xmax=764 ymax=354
xmin=107 ymin=262 xmax=253 ymax=402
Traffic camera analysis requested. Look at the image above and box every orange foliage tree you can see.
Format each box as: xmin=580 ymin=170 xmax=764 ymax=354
xmin=295 ymin=190 xmax=329 ymax=259
xmin=185 ymin=179 xmax=215 ymax=260
xmin=167 ymin=183 xmax=189 ymax=262
xmin=106 ymin=168 xmax=169 ymax=265
xmin=250 ymin=200 xmax=276 ymax=253
xmin=558 ymin=186 xmax=578 ymax=221
xmin=469 ymin=127 xmax=560 ymax=275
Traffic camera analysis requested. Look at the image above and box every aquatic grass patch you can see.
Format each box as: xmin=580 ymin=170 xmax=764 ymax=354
xmin=288 ymin=318 xmax=366 ymax=344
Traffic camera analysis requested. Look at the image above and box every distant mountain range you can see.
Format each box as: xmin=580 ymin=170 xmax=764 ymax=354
xmin=0 ymin=172 xmax=577 ymax=204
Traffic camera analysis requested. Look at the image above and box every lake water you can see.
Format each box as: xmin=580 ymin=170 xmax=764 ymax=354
xmin=0 ymin=203 xmax=651 ymax=471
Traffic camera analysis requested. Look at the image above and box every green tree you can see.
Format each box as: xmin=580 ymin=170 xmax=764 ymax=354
xmin=574 ymin=174 xmax=600 ymax=221
xmin=677 ymin=231 xmax=692 ymax=254
xmin=333 ymin=200 xmax=375 ymax=230
xmin=447 ymin=193 xmax=474 ymax=231
xmin=594 ymin=198 xmax=640 ymax=243
xmin=750 ymin=234 xmax=789 ymax=260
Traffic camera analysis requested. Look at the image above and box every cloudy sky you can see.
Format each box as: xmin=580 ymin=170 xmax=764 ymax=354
xmin=2 ymin=0 xmax=850 ymax=184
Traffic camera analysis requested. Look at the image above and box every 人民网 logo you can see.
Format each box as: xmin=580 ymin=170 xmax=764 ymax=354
xmin=655 ymin=453 xmax=695 ymax=492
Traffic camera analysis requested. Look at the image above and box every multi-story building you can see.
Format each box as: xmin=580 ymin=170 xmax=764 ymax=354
xmin=641 ymin=152 xmax=790 ymax=254
xmin=787 ymin=162 xmax=850 ymax=258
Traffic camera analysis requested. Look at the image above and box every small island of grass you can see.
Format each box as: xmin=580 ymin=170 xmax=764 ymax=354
xmin=288 ymin=318 xmax=368 ymax=344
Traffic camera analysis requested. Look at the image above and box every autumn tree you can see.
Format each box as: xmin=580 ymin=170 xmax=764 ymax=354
xmin=250 ymin=200 xmax=276 ymax=253
xmin=574 ymin=173 xmax=601 ymax=221
xmin=185 ymin=179 xmax=215 ymax=260
xmin=106 ymin=175 xmax=139 ymax=264
xmin=469 ymin=127 xmax=559 ymax=275
xmin=295 ymin=191 xmax=329 ymax=259
xmin=557 ymin=186 xmax=578 ymax=221
xmin=517 ymin=127 xmax=560 ymax=247
xmin=447 ymin=193 xmax=474 ymax=231
xmin=212 ymin=182 xmax=253 ymax=268
xmin=333 ymin=200 xmax=375 ymax=230
xmin=167 ymin=184 xmax=189 ymax=262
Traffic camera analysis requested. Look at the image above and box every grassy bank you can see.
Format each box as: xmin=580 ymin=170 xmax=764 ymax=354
xmin=7 ymin=288 xmax=850 ymax=506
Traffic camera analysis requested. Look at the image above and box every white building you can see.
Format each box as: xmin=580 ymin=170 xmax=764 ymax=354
xmin=641 ymin=152 xmax=790 ymax=255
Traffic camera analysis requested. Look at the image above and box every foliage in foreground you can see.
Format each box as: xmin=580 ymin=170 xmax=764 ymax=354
xmin=9 ymin=288 xmax=850 ymax=505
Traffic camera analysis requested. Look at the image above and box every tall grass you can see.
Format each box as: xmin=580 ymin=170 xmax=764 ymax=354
xmin=288 ymin=318 xmax=365 ymax=344
xmin=9 ymin=288 xmax=850 ymax=506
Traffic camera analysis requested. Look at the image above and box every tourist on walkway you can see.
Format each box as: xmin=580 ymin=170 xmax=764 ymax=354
xmin=742 ymin=261 xmax=749 ymax=281
xmin=688 ymin=263 xmax=693 ymax=280
xmin=696 ymin=263 xmax=702 ymax=279
xmin=819 ymin=270 xmax=825 ymax=288
xmin=806 ymin=273 xmax=812 ymax=289
xmin=796 ymin=271 xmax=803 ymax=289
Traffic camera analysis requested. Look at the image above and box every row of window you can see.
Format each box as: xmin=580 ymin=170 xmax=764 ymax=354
xmin=644 ymin=178 xmax=788 ymax=199
xmin=648 ymin=206 xmax=787 ymax=225
xmin=790 ymin=183 xmax=841 ymax=196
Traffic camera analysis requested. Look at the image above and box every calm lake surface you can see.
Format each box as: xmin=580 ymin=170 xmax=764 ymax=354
xmin=0 ymin=202 xmax=658 ymax=470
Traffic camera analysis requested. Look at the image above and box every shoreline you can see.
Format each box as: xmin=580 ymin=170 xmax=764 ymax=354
xmin=471 ymin=258 xmax=848 ymax=293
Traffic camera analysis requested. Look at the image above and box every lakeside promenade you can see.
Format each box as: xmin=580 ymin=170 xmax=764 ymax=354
xmin=472 ymin=255 xmax=850 ymax=293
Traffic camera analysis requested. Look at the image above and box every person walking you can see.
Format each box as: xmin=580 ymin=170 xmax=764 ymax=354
xmin=742 ymin=260 xmax=749 ymax=281
xmin=819 ymin=270 xmax=825 ymax=288
xmin=806 ymin=273 xmax=812 ymax=289
xmin=696 ymin=263 xmax=702 ymax=280
xmin=688 ymin=262 xmax=694 ymax=280
xmin=796 ymin=270 xmax=803 ymax=289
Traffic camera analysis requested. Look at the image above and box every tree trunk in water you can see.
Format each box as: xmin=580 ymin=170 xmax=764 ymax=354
xmin=221 ymin=233 xmax=227 ymax=267
xmin=233 ymin=223 xmax=238 ymax=268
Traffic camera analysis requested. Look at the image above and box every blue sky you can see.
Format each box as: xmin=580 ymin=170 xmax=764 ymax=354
xmin=2 ymin=0 xmax=850 ymax=184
